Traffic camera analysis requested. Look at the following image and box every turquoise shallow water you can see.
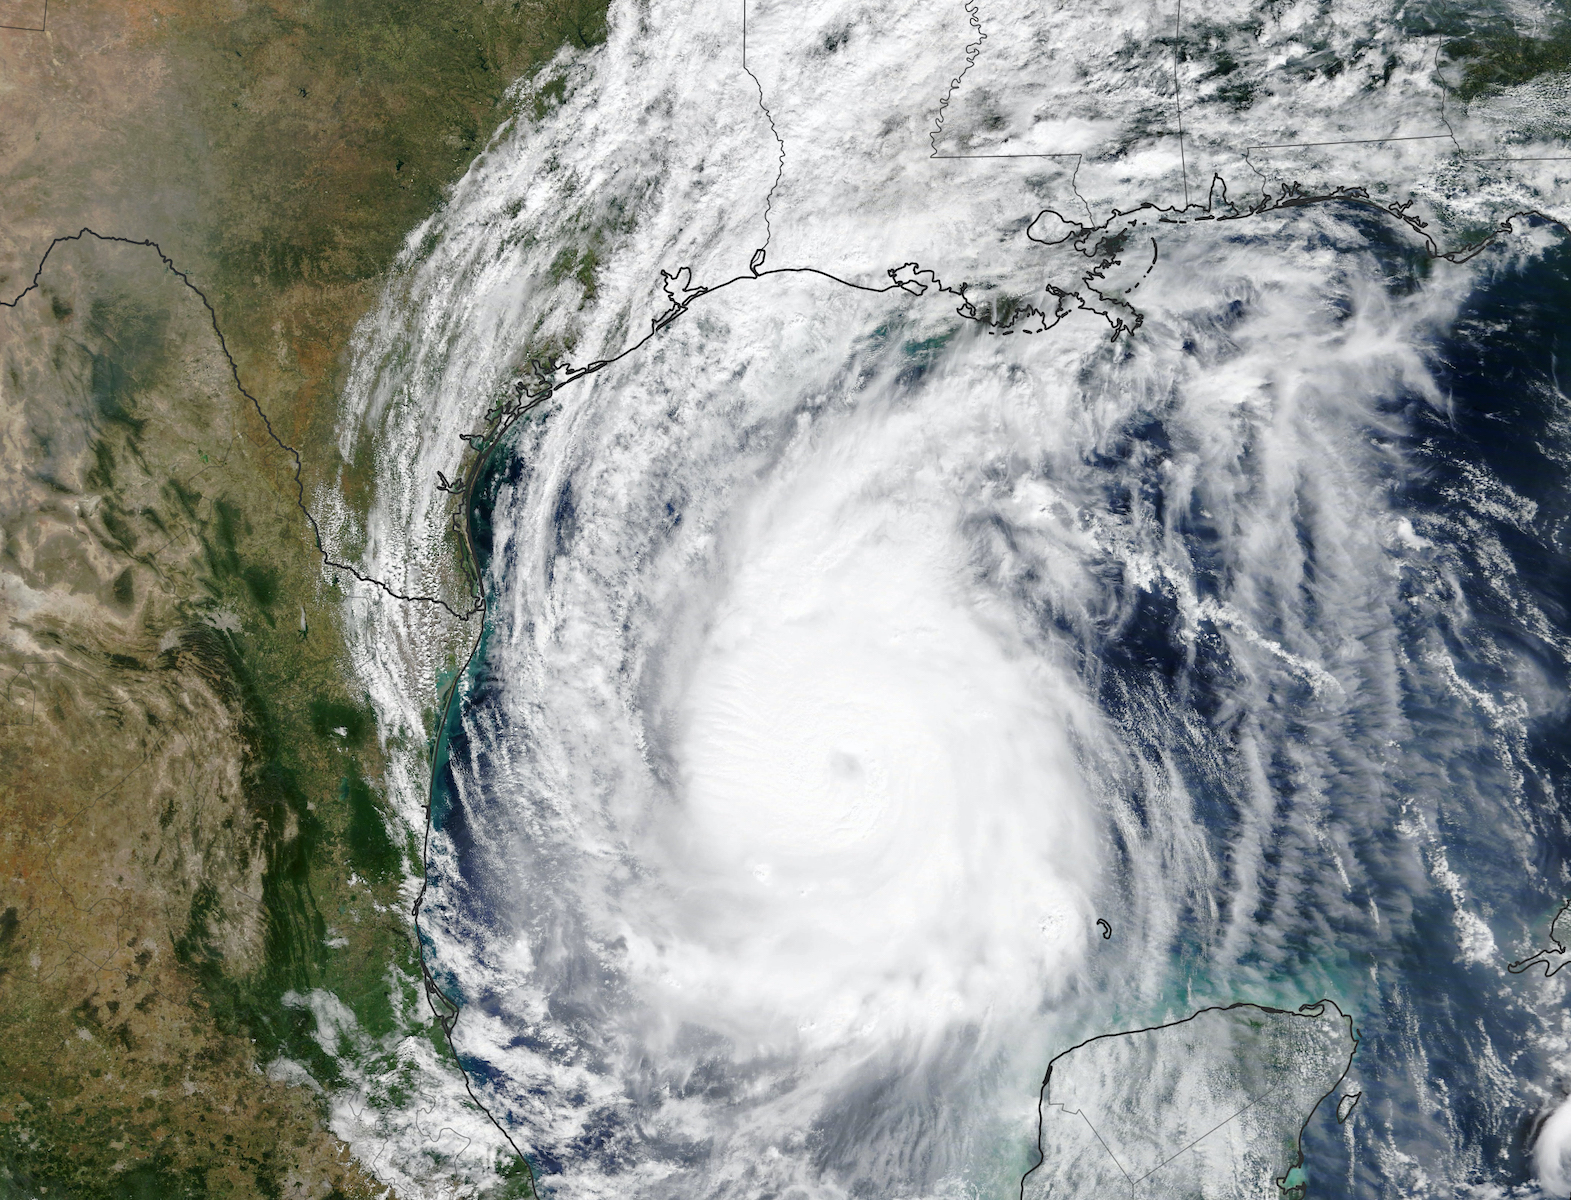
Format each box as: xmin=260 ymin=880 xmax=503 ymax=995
xmin=422 ymin=224 xmax=1571 ymax=1197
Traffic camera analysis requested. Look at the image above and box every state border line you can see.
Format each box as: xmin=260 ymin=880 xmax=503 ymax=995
xmin=921 ymin=0 xmax=1191 ymax=205
xmin=1173 ymin=0 xmax=1189 ymax=205
xmin=1130 ymin=1086 xmax=1269 ymax=1183
xmin=1075 ymin=1108 xmax=1133 ymax=1184
xmin=1248 ymin=133 xmax=1454 ymax=149
xmin=1019 ymin=1001 xmax=1361 ymax=1200
xmin=740 ymin=0 xmax=784 ymax=265
xmin=0 ymin=0 xmax=46 ymax=32
xmin=1067 ymin=1083 xmax=1275 ymax=1189
xmin=7 ymin=20 xmax=1571 ymax=1196
xmin=921 ymin=8 xmax=1570 ymax=186
xmin=1243 ymin=132 xmax=1571 ymax=162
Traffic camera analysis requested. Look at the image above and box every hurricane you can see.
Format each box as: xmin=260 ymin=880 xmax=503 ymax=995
xmin=326 ymin=0 xmax=1571 ymax=1194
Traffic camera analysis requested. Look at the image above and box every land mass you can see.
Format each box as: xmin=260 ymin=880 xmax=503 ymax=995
xmin=0 ymin=1 xmax=606 ymax=1195
xmin=1023 ymin=1001 xmax=1358 ymax=1200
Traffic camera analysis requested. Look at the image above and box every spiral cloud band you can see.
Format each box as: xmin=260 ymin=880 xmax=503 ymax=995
xmin=326 ymin=0 xmax=1571 ymax=1193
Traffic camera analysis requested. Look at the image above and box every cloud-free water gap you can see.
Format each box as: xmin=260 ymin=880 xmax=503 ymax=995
xmin=328 ymin=0 xmax=1571 ymax=1191
xmin=382 ymin=210 xmax=1568 ymax=1194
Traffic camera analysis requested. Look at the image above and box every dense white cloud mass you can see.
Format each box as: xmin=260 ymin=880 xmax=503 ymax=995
xmin=1539 ymin=1097 xmax=1571 ymax=1196
xmin=422 ymin=234 xmax=1457 ymax=1197
xmin=460 ymin=284 xmax=1118 ymax=1197
xmin=323 ymin=0 xmax=1571 ymax=1193
xmin=655 ymin=412 xmax=1097 ymax=1043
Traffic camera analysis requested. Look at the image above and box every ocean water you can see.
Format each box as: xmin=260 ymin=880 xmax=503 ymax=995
xmin=402 ymin=226 xmax=1571 ymax=1198
xmin=326 ymin=0 xmax=1571 ymax=1193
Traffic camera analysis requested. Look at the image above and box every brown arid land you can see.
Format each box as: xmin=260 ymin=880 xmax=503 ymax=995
xmin=0 ymin=1 xmax=606 ymax=1195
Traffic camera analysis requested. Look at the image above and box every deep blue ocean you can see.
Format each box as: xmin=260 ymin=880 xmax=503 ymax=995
xmin=426 ymin=220 xmax=1571 ymax=1197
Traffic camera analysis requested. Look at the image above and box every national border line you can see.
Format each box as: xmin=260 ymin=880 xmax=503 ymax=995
xmin=0 ymin=0 xmax=46 ymax=33
xmin=7 ymin=58 xmax=1571 ymax=1198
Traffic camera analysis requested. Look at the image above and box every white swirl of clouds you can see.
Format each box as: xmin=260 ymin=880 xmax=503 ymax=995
xmin=320 ymin=0 xmax=1571 ymax=1192
xmin=420 ymin=234 xmax=1473 ymax=1197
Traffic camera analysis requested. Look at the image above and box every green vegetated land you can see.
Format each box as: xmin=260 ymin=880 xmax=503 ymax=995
xmin=168 ymin=0 xmax=612 ymax=507
xmin=1447 ymin=17 xmax=1571 ymax=100
xmin=0 ymin=241 xmax=415 ymax=1200
xmin=0 ymin=1 xmax=609 ymax=1196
